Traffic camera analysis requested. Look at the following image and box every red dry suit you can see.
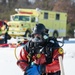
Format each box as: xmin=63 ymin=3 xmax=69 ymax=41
xmin=17 ymin=38 xmax=64 ymax=73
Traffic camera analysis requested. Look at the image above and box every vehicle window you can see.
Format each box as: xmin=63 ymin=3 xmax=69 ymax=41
xmin=44 ymin=12 xmax=48 ymax=19
xmin=13 ymin=16 xmax=30 ymax=21
xmin=31 ymin=17 xmax=35 ymax=22
xmin=13 ymin=16 xmax=19 ymax=21
xmin=56 ymin=14 xmax=60 ymax=20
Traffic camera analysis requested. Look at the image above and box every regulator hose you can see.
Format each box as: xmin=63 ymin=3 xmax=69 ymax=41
xmin=14 ymin=40 xmax=28 ymax=60
xmin=14 ymin=47 xmax=18 ymax=60
xmin=14 ymin=43 xmax=21 ymax=60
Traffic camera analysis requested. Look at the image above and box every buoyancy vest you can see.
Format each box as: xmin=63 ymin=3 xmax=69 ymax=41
xmin=23 ymin=37 xmax=59 ymax=64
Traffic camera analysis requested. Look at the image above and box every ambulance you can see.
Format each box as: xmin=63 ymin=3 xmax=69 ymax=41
xmin=7 ymin=8 xmax=67 ymax=38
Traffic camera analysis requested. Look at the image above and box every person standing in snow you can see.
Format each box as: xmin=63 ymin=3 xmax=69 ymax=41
xmin=0 ymin=20 xmax=9 ymax=43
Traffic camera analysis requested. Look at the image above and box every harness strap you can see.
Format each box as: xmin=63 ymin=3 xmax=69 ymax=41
xmin=17 ymin=60 xmax=29 ymax=64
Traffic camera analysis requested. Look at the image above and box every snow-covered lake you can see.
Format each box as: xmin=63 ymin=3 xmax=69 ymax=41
xmin=0 ymin=39 xmax=75 ymax=75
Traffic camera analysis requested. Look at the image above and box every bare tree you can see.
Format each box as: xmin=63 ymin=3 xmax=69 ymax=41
xmin=31 ymin=0 xmax=56 ymax=10
xmin=16 ymin=0 xmax=31 ymax=8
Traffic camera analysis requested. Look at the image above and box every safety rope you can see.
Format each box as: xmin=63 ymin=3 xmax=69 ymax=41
xmin=14 ymin=47 xmax=18 ymax=60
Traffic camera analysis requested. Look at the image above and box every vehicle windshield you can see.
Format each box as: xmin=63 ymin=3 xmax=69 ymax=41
xmin=13 ymin=15 xmax=30 ymax=21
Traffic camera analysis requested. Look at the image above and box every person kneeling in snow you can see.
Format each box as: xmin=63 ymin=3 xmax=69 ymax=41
xmin=17 ymin=23 xmax=64 ymax=75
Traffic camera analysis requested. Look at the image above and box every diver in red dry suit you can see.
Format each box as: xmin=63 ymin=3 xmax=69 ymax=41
xmin=17 ymin=23 xmax=64 ymax=75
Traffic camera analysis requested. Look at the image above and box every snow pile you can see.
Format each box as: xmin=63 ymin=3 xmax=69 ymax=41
xmin=0 ymin=38 xmax=75 ymax=75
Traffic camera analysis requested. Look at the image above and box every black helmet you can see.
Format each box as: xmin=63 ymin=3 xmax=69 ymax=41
xmin=32 ymin=23 xmax=48 ymax=35
xmin=31 ymin=23 xmax=49 ymax=43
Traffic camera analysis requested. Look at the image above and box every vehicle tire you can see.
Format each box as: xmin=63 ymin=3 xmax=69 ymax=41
xmin=53 ymin=31 xmax=58 ymax=38
xmin=24 ymin=30 xmax=31 ymax=38
xmin=0 ymin=39 xmax=4 ymax=44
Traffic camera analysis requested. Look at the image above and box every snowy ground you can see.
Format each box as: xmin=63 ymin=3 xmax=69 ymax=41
xmin=0 ymin=39 xmax=75 ymax=75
